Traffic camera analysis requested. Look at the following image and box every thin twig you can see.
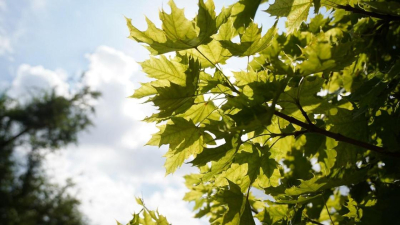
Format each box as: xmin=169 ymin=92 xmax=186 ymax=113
xmin=321 ymin=195 xmax=334 ymax=225
xmin=296 ymin=100 xmax=313 ymax=125
xmin=304 ymin=216 xmax=324 ymax=225
xmin=245 ymin=130 xmax=308 ymax=143
xmin=197 ymin=99 xmax=227 ymax=127
xmin=269 ymin=136 xmax=283 ymax=149
xmin=247 ymin=56 xmax=250 ymax=73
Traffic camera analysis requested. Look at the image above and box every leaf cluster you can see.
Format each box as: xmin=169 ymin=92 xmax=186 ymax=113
xmin=125 ymin=0 xmax=400 ymax=224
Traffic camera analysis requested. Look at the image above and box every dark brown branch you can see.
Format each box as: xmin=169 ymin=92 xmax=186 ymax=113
xmin=273 ymin=111 xmax=400 ymax=157
xmin=336 ymin=4 xmax=400 ymax=21
xmin=296 ymin=100 xmax=313 ymax=125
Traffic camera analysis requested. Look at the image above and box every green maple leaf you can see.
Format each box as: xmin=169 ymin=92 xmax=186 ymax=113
xmin=190 ymin=139 xmax=236 ymax=167
xmin=249 ymin=39 xmax=294 ymax=75
xmin=126 ymin=0 xmax=229 ymax=55
xmin=233 ymin=70 xmax=264 ymax=87
xmin=302 ymin=133 xmax=338 ymax=175
xmin=215 ymin=164 xmax=250 ymax=191
xmin=230 ymin=0 xmax=265 ymax=32
xmin=282 ymin=167 xmax=368 ymax=196
xmin=146 ymin=83 xmax=195 ymax=121
xmin=222 ymin=73 xmax=287 ymax=131
xmin=160 ymin=1 xmax=197 ymax=42
xmin=163 ymin=149 xmax=196 ymax=175
xmin=145 ymin=57 xmax=200 ymax=121
xmin=180 ymin=96 xmax=220 ymax=124
xmin=146 ymin=118 xmax=206 ymax=174
xmin=120 ymin=198 xmax=170 ymax=225
xmin=160 ymin=117 xmax=205 ymax=174
xmin=298 ymin=31 xmax=353 ymax=76
xmin=278 ymin=76 xmax=327 ymax=119
xmin=178 ymin=40 xmax=231 ymax=68
xmin=140 ymin=55 xmax=188 ymax=86
xmin=234 ymin=143 xmax=280 ymax=188
xmin=214 ymin=17 xmax=237 ymax=41
xmin=326 ymin=108 xmax=368 ymax=167
xmin=220 ymin=21 xmax=278 ymax=56
xmin=130 ymin=80 xmax=170 ymax=99
xmin=159 ymin=118 xmax=202 ymax=150
xmin=255 ymin=204 xmax=289 ymax=224
xmin=343 ymin=196 xmax=363 ymax=222
xmin=201 ymin=133 xmax=242 ymax=181
xmin=265 ymin=0 xmax=312 ymax=33
xmin=218 ymin=180 xmax=256 ymax=225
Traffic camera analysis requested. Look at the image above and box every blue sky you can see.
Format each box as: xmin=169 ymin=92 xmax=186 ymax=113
xmin=0 ymin=0 xmax=283 ymax=224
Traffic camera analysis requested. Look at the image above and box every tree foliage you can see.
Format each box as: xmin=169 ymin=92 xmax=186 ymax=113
xmin=125 ymin=0 xmax=400 ymax=223
xmin=0 ymin=87 xmax=100 ymax=225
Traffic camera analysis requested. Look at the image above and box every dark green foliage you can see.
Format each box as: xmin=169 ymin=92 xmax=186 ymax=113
xmin=0 ymin=87 xmax=100 ymax=225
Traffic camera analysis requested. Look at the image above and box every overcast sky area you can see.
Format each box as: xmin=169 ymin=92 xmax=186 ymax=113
xmin=0 ymin=0 xmax=282 ymax=224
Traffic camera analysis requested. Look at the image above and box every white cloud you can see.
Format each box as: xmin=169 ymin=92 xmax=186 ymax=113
xmin=0 ymin=33 xmax=13 ymax=56
xmin=9 ymin=64 xmax=69 ymax=98
xmin=0 ymin=0 xmax=6 ymax=12
xmin=31 ymin=0 xmax=47 ymax=11
xmin=0 ymin=1 xmax=12 ymax=57
xmin=83 ymin=46 xmax=139 ymax=89
xmin=8 ymin=46 xmax=206 ymax=225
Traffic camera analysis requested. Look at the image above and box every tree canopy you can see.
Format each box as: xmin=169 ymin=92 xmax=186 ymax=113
xmin=124 ymin=0 xmax=400 ymax=224
xmin=0 ymin=87 xmax=100 ymax=225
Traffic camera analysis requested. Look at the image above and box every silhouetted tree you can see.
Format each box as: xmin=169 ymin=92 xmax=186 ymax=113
xmin=0 ymin=87 xmax=100 ymax=225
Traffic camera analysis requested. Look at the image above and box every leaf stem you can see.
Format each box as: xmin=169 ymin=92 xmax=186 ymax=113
xmin=247 ymin=56 xmax=250 ymax=73
xmin=321 ymin=194 xmax=334 ymax=224
xmin=246 ymin=130 xmax=308 ymax=143
xmin=304 ymin=215 xmax=324 ymax=225
xmin=196 ymin=99 xmax=227 ymax=127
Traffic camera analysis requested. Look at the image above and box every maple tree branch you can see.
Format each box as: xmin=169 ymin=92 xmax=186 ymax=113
xmin=273 ymin=110 xmax=400 ymax=157
xmin=296 ymin=100 xmax=313 ymax=125
xmin=336 ymin=4 xmax=400 ymax=21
